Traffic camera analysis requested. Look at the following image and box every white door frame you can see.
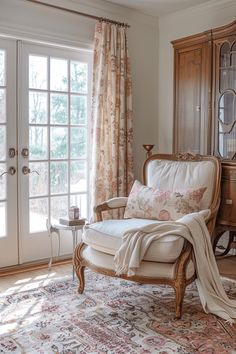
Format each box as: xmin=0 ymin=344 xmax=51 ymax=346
xmin=0 ymin=38 xmax=18 ymax=267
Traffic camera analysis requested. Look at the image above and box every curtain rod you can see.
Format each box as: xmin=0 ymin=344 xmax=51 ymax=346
xmin=25 ymin=0 xmax=130 ymax=27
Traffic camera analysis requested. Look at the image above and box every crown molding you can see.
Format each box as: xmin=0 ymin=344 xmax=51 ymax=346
xmin=1 ymin=0 xmax=158 ymax=48
xmin=0 ymin=21 xmax=93 ymax=50
xmin=24 ymin=0 xmax=158 ymax=27
xmin=160 ymin=0 xmax=236 ymax=20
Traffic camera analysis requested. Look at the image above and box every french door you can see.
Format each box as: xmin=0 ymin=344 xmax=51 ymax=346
xmin=0 ymin=39 xmax=18 ymax=267
xmin=0 ymin=38 xmax=92 ymax=267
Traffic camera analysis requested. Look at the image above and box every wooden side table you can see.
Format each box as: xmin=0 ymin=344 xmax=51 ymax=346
xmin=213 ymin=161 xmax=236 ymax=256
xmin=46 ymin=218 xmax=86 ymax=279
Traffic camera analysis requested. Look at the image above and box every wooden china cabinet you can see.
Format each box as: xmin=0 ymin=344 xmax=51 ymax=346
xmin=172 ymin=20 xmax=236 ymax=255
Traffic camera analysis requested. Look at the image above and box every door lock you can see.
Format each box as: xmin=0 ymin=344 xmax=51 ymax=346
xmin=9 ymin=148 xmax=16 ymax=158
xmin=21 ymin=148 xmax=29 ymax=158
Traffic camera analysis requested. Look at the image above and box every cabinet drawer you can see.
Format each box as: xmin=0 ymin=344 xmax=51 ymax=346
xmin=221 ymin=166 xmax=236 ymax=181
xmin=218 ymin=178 xmax=236 ymax=225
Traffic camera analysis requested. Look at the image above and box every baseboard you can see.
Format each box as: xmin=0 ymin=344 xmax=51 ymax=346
xmin=0 ymin=257 xmax=72 ymax=277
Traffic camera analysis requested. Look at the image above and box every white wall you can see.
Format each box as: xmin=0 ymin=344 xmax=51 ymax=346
xmin=0 ymin=0 xmax=158 ymax=179
xmin=158 ymin=0 xmax=236 ymax=153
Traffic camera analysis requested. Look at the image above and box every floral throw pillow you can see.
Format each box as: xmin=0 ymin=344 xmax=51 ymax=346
xmin=124 ymin=180 xmax=207 ymax=221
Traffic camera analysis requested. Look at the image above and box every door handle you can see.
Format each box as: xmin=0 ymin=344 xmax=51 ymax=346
xmin=22 ymin=166 xmax=40 ymax=175
xmin=0 ymin=166 xmax=16 ymax=178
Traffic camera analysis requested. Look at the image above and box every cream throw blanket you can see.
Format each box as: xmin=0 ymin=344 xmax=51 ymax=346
xmin=114 ymin=212 xmax=236 ymax=323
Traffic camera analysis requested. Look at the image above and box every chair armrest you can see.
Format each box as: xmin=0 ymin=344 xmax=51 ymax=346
xmin=199 ymin=209 xmax=211 ymax=221
xmin=94 ymin=197 xmax=128 ymax=221
xmin=205 ymin=197 xmax=221 ymax=236
xmin=177 ymin=209 xmax=211 ymax=223
xmin=177 ymin=209 xmax=216 ymax=237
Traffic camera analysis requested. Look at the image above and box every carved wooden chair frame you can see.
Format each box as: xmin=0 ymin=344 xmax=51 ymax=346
xmin=74 ymin=153 xmax=221 ymax=319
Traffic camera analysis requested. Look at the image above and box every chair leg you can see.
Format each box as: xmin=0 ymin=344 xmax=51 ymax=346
xmin=74 ymin=242 xmax=85 ymax=294
xmin=76 ymin=265 xmax=85 ymax=294
xmin=174 ymin=282 xmax=186 ymax=319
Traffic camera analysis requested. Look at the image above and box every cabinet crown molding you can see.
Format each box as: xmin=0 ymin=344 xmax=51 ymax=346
xmin=172 ymin=19 xmax=236 ymax=50
xmin=171 ymin=30 xmax=212 ymax=49
xmin=212 ymin=19 xmax=236 ymax=39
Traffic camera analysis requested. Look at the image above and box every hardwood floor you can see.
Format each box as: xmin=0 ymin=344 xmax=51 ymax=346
xmin=0 ymin=258 xmax=235 ymax=297
xmin=0 ymin=263 xmax=73 ymax=294
xmin=217 ymin=256 xmax=236 ymax=281
xmin=215 ymin=232 xmax=236 ymax=281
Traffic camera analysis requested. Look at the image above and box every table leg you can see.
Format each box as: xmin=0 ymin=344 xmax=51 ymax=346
xmin=47 ymin=220 xmax=60 ymax=270
xmin=49 ymin=231 xmax=53 ymax=270
xmin=72 ymin=229 xmax=76 ymax=280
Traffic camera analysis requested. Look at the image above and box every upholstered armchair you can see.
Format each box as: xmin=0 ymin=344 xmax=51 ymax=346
xmin=74 ymin=153 xmax=221 ymax=318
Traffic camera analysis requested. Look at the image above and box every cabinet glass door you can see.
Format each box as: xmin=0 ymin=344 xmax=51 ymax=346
xmin=217 ymin=40 xmax=236 ymax=159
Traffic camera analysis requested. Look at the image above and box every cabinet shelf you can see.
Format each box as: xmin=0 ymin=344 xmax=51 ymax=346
xmin=220 ymin=66 xmax=236 ymax=70
xmin=218 ymin=132 xmax=236 ymax=135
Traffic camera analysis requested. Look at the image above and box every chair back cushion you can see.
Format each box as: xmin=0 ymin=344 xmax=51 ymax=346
xmin=144 ymin=158 xmax=216 ymax=210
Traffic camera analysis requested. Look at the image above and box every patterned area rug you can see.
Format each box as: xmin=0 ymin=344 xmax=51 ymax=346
xmin=0 ymin=270 xmax=236 ymax=353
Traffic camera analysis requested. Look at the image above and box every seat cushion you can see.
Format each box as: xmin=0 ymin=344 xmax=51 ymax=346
xmin=82 ymin=246 xmax=195 ymax=280
xmin=82 ymin=218 xmax=185 ymax=263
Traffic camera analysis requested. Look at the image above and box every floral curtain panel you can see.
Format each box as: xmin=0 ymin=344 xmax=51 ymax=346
xmin=90 ymin=20 xmax=134 ymax=220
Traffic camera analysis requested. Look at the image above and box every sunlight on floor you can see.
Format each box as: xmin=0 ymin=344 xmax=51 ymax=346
xmin=0 ymin=323 xmax=18 ymax=336
xmin=0 ymin=264 xmax=73 ymax=296
xmin=15 ymin=278 xmax=32 ymax=285
xmin=34 ymin=273 xmax=56 ymax=280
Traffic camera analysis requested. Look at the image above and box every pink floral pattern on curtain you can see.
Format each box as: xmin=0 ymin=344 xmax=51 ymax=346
xmin=90 ymin=20 xmax=134 ymax=220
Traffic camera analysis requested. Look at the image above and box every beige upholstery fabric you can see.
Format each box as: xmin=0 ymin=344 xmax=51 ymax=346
xmin=82 ymin=246 xmax=195 ymax=279
xmin=146 ymin=160 xmax=215 ymax=209
xmin=106 ymin=197 xmax=128 ymax=208
xmin=83 ymin=218 xmax=184 ymax=263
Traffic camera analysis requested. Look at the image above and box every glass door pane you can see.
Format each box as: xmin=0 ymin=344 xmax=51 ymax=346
xmin=19 ymin=42 xmax=92 ymax=263
xmin=217 ymin=40 xmax=236 ymax=159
